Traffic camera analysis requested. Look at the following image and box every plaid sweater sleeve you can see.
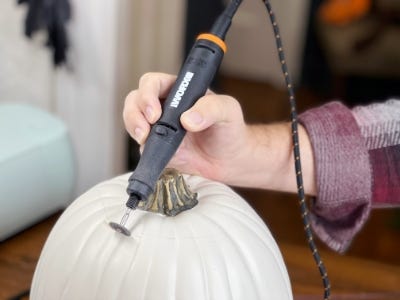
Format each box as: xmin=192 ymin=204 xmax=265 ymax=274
xmin=299 ymin=99 xmax=400 ymax=253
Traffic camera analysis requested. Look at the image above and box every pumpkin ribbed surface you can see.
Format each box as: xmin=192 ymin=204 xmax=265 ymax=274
xmin=31 ymin=173 xmax=293 ymax=300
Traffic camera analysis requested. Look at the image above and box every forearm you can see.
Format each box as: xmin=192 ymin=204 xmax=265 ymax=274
xmin=231 ymin=122 xmax=317 ymax=195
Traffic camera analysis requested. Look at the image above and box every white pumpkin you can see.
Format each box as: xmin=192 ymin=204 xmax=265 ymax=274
xmin=31 ymin=172 xmax=293 ymax=300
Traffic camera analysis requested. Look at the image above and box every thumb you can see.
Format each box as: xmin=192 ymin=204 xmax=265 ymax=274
xmin=180 ymin=94 xmax=240 ymax=132
xmin=180 ymin=110 xmax=204 ymax=132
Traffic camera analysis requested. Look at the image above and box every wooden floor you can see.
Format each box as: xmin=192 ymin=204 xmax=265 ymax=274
xmin=0 ymin=213 xmax=61 ymax=299
xmin=1 ymin=75 xmax=399 ymax=298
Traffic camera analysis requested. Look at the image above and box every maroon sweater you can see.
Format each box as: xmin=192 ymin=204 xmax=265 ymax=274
xmin=299 ymin=99 xmax=400 ymax=253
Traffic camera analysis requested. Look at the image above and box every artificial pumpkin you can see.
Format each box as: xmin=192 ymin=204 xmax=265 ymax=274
xmin=31 ymin=170 xmax=293 ymax=300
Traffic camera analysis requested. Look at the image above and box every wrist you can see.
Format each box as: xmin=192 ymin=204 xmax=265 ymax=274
xmin=250 ymin=123 xmax=293 ymax=191
xmin=230 ymin=123 xmax=316 ymax=195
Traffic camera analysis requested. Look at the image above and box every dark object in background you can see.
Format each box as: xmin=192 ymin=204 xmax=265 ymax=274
xmin=17 ymin=0 xmax=71 ymax=66
xmin=184 ymin=0 xmax=225 ymax=56
xmin=184 ymin=0 xmax=225 ymax=91
xmin=300 ymin=0 xmax=334 ymax=99
xmin=302 ymin=0 xmax=400 ymax=106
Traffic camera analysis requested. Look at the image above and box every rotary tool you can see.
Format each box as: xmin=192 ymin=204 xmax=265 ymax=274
xmin=109 ymin=0 xmax=243 ymax=236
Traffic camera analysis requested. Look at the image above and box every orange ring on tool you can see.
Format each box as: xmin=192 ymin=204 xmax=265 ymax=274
xmin=197 ymin=33 xmax=227 ymax=53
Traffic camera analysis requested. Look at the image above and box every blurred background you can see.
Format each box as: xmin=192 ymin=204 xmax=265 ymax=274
xmin=0 ymin=0 xmax=399 ymax=298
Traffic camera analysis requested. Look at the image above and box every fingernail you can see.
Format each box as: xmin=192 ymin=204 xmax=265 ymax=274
xmin=145 ymin=106 xmax=154 ymax=121
xmin=184 ymin=111 xmax=203 ymax=127
xmin=134 ymin=127 xmax=144 ymax=143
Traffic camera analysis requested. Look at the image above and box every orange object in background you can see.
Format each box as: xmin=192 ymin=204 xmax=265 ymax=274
xmin=319 ymin=0 xmax=372 ymax=25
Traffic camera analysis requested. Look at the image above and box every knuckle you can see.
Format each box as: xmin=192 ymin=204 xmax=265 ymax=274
xmin=124 ymin=90 xmax=138 ymax=106
xmin=140 ymin=93 xmax=155 ymax=107
xmin=122 ymin=107 xmax=131 ymax=123
xmin=139 ymin=72 xmax=163 ymax=87
xmin=224 ymin=95 xmax=241 ymax=112
xmin=138 ymin=72 xmax=153 ymax=85
xmin=215 ymin=95 xmax=242 ymax=122
xmin=225 ymin=95 xmax=240 ymax=107
xmin=123 ymin=92 xmax=138 ymax=119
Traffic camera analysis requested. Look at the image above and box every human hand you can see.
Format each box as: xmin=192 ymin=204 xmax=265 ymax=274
xmin=123 ymin=72 xmax=316 ymax=193
xmin=123 ymin=72 xmax=253 ymax=186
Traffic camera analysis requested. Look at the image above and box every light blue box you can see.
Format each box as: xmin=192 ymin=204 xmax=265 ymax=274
xmin=0 ymin=103 xmax=75 ymax=240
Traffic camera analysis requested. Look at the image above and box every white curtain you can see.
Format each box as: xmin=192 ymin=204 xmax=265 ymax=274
xmin=0 ymin=1 xmax=54 ymax=111
xmin=55 ymin=0 xmax=186 ymax=194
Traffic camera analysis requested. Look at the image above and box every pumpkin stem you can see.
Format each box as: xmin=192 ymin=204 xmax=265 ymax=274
xmin=137 ymin=168 xmax=198 ymax=216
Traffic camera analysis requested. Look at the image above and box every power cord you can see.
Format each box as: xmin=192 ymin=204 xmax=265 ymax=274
xmin=262 ymin=1 xmax=331 ymax=299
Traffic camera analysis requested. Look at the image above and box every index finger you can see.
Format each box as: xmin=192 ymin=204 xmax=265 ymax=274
xmin=138 ymin=72 xmax=177 ymax=100
xmin=135 ymin=73 xmax=177 ymax=123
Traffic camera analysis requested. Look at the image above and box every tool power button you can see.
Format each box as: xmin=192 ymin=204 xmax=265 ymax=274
xmin=154 ymin=125 xmax=169 ymax=136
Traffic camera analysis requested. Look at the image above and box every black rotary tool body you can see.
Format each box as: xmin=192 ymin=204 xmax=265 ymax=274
xmin=126 ymin=38 xmax=223 ymax=208
xmin=125 ymin=1 xmax=242 ymax=210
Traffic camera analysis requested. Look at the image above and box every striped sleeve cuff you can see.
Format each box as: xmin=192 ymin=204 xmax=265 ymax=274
xmin=299 ymin=101 xmax=372 ymax=253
